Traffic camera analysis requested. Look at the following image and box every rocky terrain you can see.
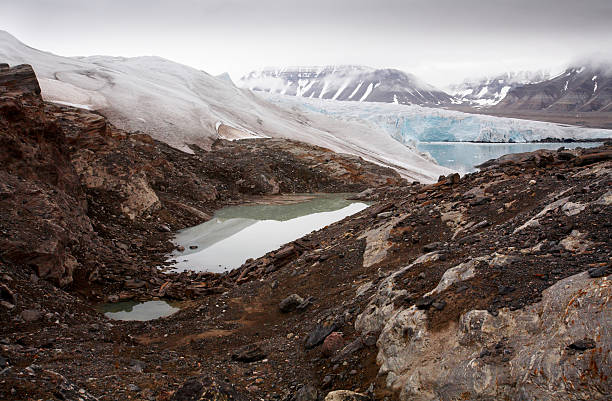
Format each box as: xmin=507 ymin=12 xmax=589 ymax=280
xmin=240 ymin=66 xmax=454 ymax=106
xmin=1 ymin=64 xmax=611 ymax=401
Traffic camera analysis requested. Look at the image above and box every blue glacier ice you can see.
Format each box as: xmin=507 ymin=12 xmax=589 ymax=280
xmin=263 ymin=94 xmax=612 ymax=144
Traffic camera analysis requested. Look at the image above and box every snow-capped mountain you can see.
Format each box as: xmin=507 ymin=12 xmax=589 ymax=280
xmin=0 ymin=30 xmax=454 ymax=182
xmin=449 ymin=71 xmax=550 ymax=107
xmin=264 ymin=93 xmax=612 ymax=145
xmin=495 ymin=63 xmax=612 ymax=112
xmin=239 ymin=66 xmax=454 ymax=106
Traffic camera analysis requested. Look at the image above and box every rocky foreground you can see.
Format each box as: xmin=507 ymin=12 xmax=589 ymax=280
xmin=0 ymin=64 xmax=611 ymax=401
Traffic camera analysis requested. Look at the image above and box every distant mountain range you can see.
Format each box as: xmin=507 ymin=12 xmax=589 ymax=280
xmin=448 ymin=71 xmax=550 ymax=107
xmin=494 ymin=64 xmax=612 ymax=112
xmin=242 ymin=64 xmax=612 ymax=116
xmin=239 ymin=66 xmax=454 ymax=106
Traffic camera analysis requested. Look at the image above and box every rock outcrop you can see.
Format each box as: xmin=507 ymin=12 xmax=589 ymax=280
xmin=0 ymin=64 xmax=92 ymax=286
xmin=358 ymin=269 xmax=610 ymax=400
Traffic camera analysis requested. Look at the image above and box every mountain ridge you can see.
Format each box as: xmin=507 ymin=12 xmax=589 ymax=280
xmin=239 ymin=65 xmax=454 ymax=105
xmin=494 ymin=63 xmax=612 ymax=112
xmin=449 ymin=70 xmax=551 ymax=107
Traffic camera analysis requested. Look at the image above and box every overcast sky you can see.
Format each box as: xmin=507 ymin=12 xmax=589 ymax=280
xmin=1 ymin=0 xmax=611 ymax=88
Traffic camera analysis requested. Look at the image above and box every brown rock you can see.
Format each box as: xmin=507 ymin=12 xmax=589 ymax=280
xmin=0 ymin=64 xmax=41 ymax=95
xmin=231 ymin=344 xmax=266 ymax=362
xmin=279 ymin=294 xmax=304 ymax=313
xmin=21 ymin=309 xmax=43 ymax=322
xmin=321 ymin=332 xmax=344 ymax=357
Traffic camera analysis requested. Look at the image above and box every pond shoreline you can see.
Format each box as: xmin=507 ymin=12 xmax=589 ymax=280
xmin=167 ymin=193 xmax=369 ymax=273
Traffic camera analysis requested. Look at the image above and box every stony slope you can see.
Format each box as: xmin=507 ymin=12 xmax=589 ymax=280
xmin=240 ymin=65 xmax=454 ymax=106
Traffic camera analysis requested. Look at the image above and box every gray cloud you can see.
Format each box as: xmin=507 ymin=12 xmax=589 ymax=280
xmin=1 ymin=0 xmax=611 ymax=87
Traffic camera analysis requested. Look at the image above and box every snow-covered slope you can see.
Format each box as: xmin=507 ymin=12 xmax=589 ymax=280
xmin=0 ymin=30 xmax=452 ymax=182
xmin=263 ymin=93 xmax=612 ymax=144
xmin=240 ymin=66 xmax=454 ymax=106
xmin=449 ymin=71 xmax=550 ymax=107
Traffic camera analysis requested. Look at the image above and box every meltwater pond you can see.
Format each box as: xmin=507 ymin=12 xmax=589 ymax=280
xmin=98 ymin=300 xmax=180 ymax=321
xmin=168 ymin=194 xmax=369 ymax=273
xmin=417 ymin=142 xmax=603 ymax=173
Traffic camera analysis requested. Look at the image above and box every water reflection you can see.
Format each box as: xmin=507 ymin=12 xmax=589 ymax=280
xmin=98 ymin=300 xmax=180 ymax=321
xmin=168 ymin=194 xmax=369 ymax=273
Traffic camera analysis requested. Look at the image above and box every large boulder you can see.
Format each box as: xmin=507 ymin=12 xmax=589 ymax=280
xmin=356 ymin=270 xmax=612 ymax=400
xmin=71 ymin=148 xmax=161 ymax=220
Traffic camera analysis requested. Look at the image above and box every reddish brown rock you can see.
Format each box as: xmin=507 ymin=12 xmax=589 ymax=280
xmin=321 ymin=331 xmax=344 ymax=357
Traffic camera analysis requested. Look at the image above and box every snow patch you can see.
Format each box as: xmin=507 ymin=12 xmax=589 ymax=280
xmin=476 ymin=86 xmax=488 ymax=98
xmin=348 ymin=81 xmax=363 ymax=100
xmin=332 ymin=78 xmax=351 ymax=100
xmin=359 ymin=83 xmax=374 ymax=102
xmin=497 ymin=86 xmax=511 ymax=102
xmin=319 ymin=80 xmax=329 ymax=99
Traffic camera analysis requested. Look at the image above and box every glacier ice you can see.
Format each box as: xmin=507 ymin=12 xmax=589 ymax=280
xmin=0 ymin=30 xmax=455 ymax=183
xmin=263 ymin=94 xmax=612 ymax=144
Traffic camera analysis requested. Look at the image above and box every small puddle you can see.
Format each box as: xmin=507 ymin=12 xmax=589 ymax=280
xmin=98 ymin=300 xmax=180 ymax=321
xmin=167 ymin=193 xmax=369 ymax=273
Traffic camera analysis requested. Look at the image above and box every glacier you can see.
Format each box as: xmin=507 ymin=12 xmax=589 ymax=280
xmin=262 ymin=93 xmax=612 ymax=144
xmin=0 ymin=30 xmax=453 ymax=183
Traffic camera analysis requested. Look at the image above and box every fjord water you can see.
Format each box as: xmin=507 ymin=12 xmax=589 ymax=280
xmin=169 ymin=194 xmax=369 ymax=273
xmin=417 ymin=141 xmax=603 ymax=173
